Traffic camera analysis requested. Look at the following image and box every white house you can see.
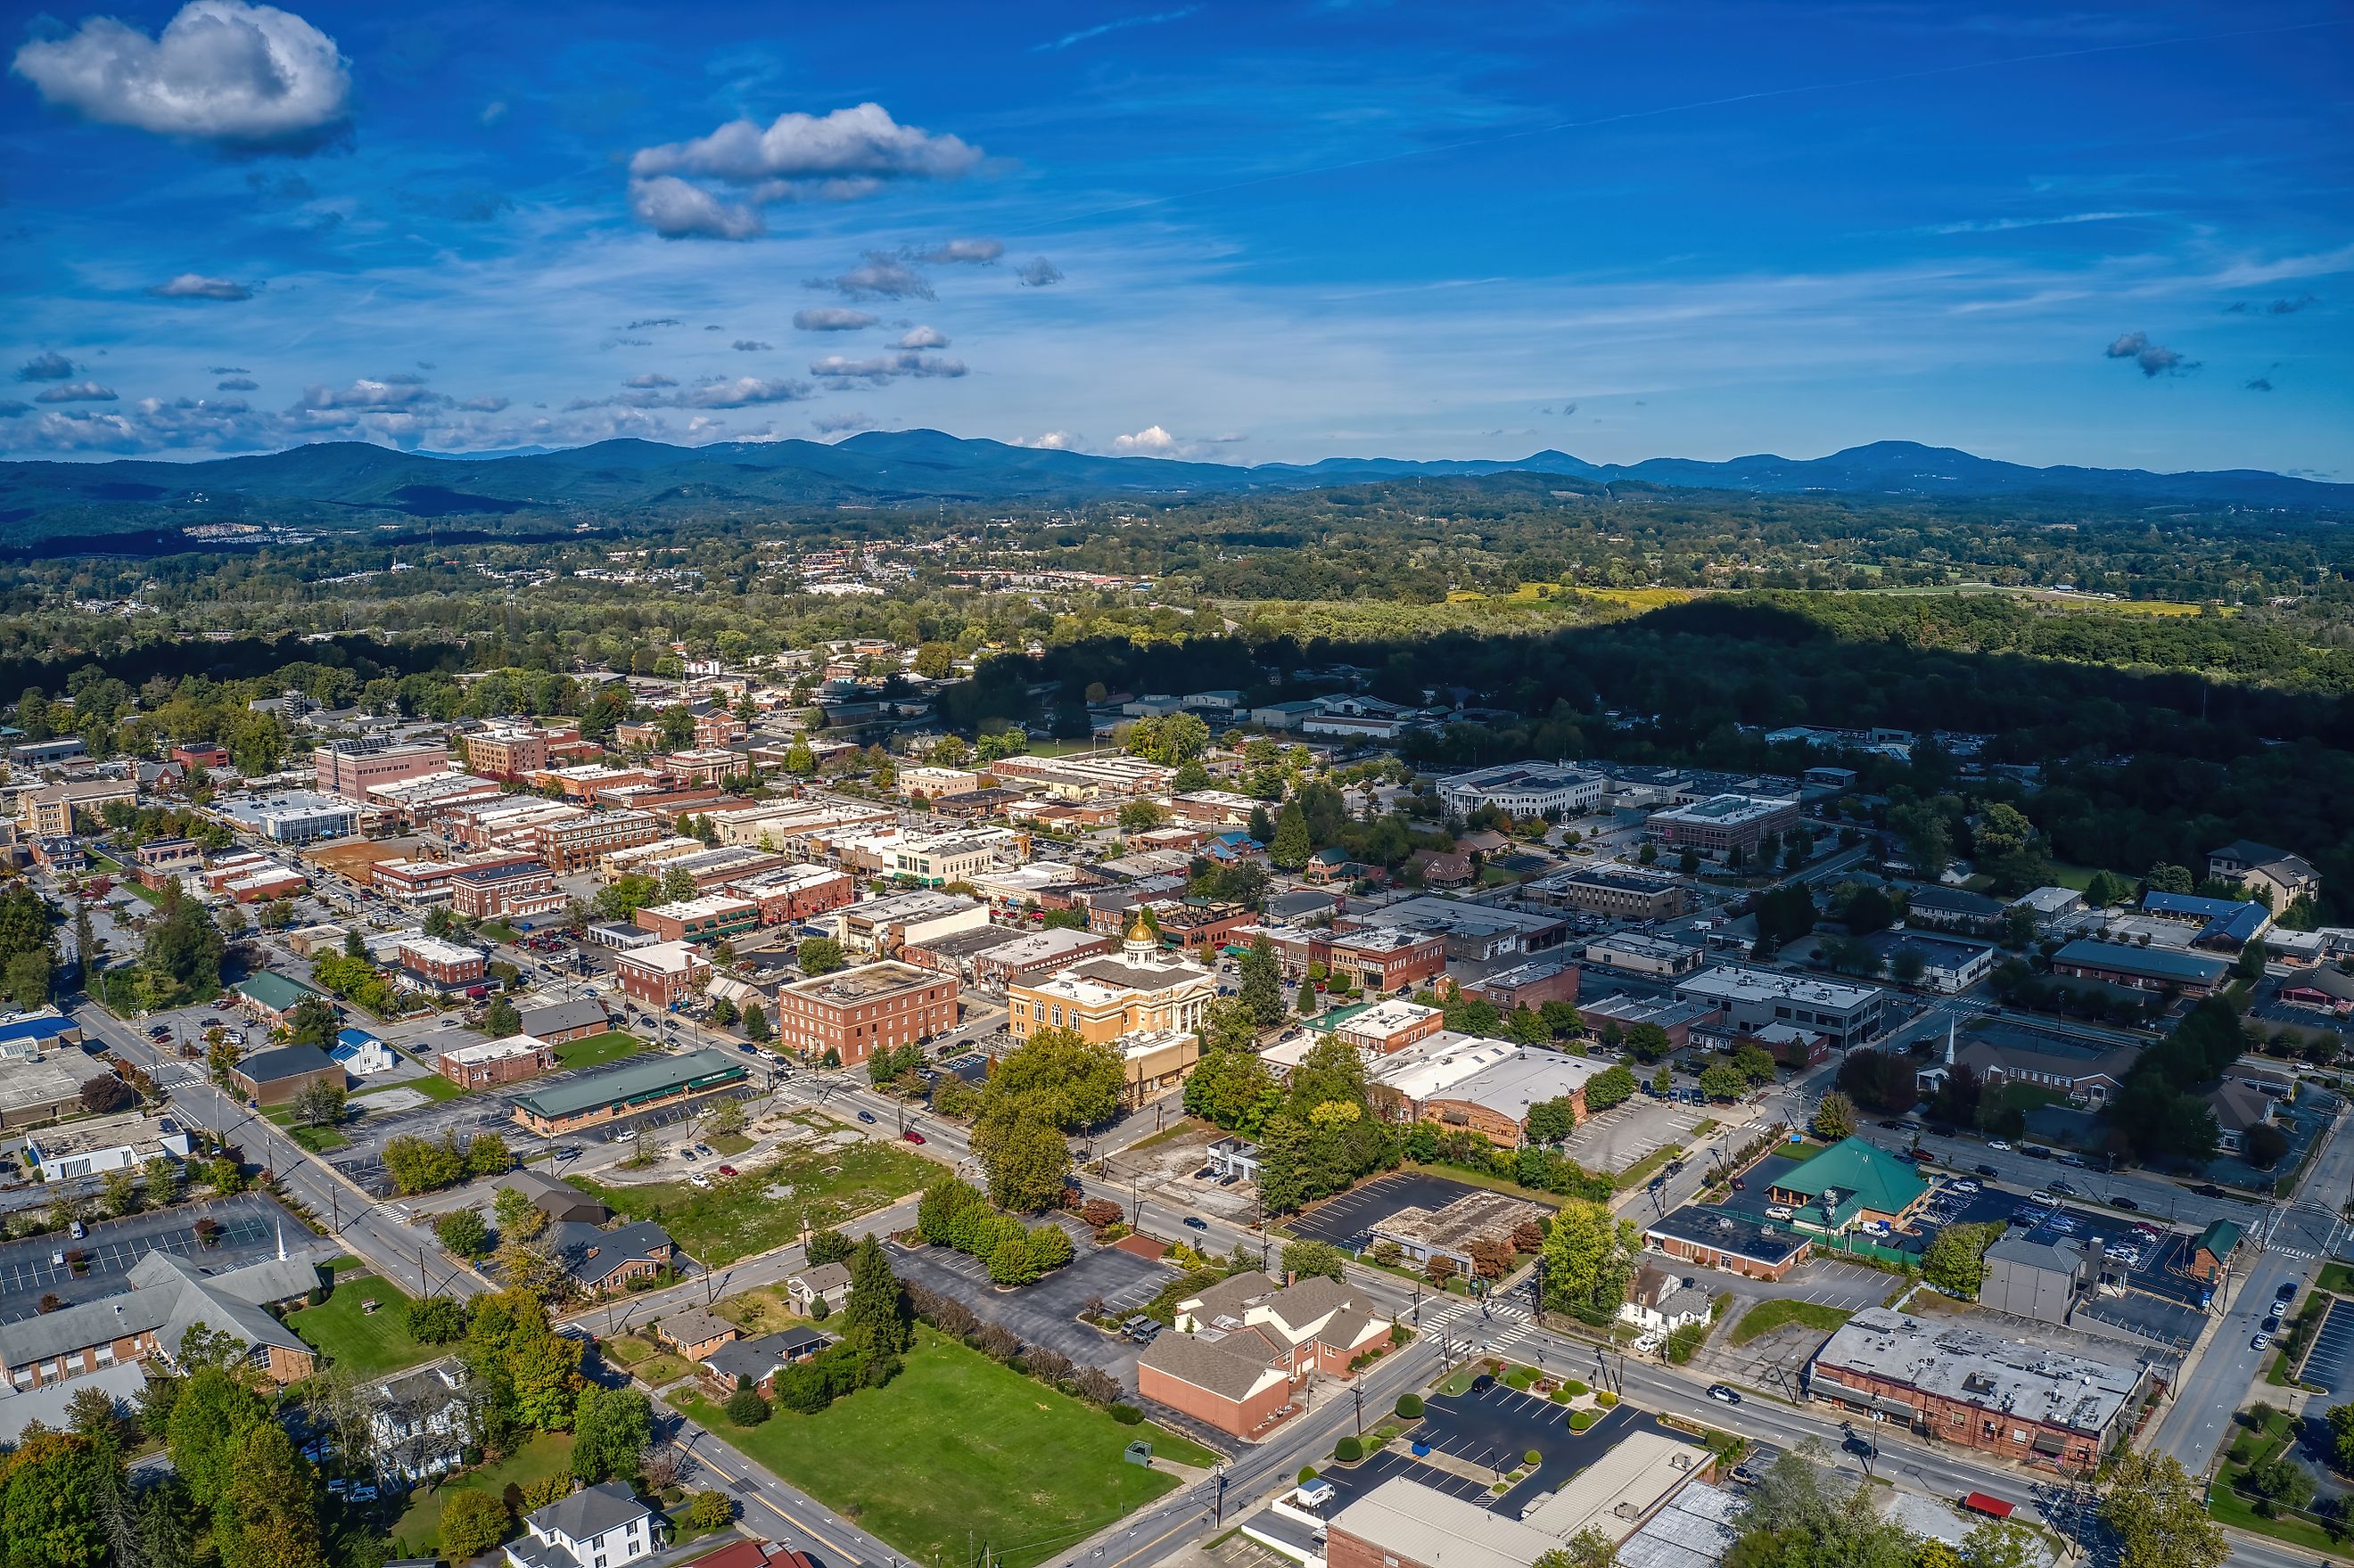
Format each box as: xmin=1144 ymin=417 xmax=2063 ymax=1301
xmin=1618 ymin=1266 xmax=1711 ymax=1335
xmin=506 ymin=1480 xmax=657 ymax=1568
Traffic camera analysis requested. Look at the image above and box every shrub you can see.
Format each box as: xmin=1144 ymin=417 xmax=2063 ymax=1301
xmin=1111 ymin=1403 xmax=1144 ymax=1424
xmin=440 ymin=1489 xmax=510 ymax=1559
xmin=1335 ymin=1436 xmax=1364 ymax=1463
xmin=723 ymin=1387 xmax=770 ymax=1426
xmin=1395 ymin=1393 xmax=1424 ymax=1418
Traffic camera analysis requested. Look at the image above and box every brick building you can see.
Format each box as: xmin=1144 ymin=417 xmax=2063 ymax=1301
xmin=774 ymin=961 xmax=959 ymax=1066
xmin=1806 ymin=1308 xmax=2145 ymax=1472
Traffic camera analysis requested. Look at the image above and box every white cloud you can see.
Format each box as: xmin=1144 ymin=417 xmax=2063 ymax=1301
xmin=809 ymin=352 xmax=967 ymax=382
xmin=894 ymin=325 xmax=950 ymax=349
xmin=626 ymin=103 xmax=982 ymax=236
xmin=12 ymin=0 xmax=352 ymax=152
xmin=1111 ymin=424 xmax=1178 ymax=455
xmin=628 ymin=175 xmax=762 ymax=241
xmin=793 ymin=307 xmax=878 ymax=332
xmin=678 ymin=376 xmax=809 ymax=408
xmin=1017 ymin=258 xmax=1065 ymax=288
xmin=919 ymin=237 xmax=1003 ymax=264
xmin=1013 ymin=431 xmax=1081 ymax=449
xmin=36 ymin=381 xmax=118 ymax=403
xmin=146 ymin=273 xmax=252 ymax=300
xmin=806 ymin=252 xmax=933 ymax=300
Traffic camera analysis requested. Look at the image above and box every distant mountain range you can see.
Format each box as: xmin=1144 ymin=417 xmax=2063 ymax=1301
xmin=1 ymin=431 xmax=2344 ymax=547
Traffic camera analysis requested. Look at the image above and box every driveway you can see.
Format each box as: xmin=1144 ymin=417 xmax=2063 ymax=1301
xmin=886 ymin=1224 xmax=1170 ymax=1385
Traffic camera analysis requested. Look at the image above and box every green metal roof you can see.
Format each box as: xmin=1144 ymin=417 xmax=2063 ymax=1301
xmin=235 ymin=971 xmax=327 ymax=1013
xmin=1768 ymin=1136 xmax=1928 ymax=1218
xmin=511 ymin=1047 xmax=746 ymax=1121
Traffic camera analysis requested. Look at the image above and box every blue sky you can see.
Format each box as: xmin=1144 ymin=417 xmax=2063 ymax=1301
xmin=2 ymin=0 xmax=2349 ymax=473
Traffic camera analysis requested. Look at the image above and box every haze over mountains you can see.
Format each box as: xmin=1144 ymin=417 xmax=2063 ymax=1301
xmin=3 ymin=431 xmax=2345 ymax=548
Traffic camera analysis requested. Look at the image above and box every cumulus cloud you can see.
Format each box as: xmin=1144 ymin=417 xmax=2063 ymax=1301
xmin=793 ymin=307 xmax=878 ymax=332
xmin=1016 ymin=258 xmax=1064 ymax=288
xmin=625 ymin=102 xmax=982 ymax=238
xmin=918 ymin=237 xmax=1003 ymax=264
xmin=1111 ymin=424 xmax=1179 ymax=455
xmin=11 ymin=0 xmax=354 ymax=153
xmin=37 ymin=381 xmax=118 ymax=403
xmin=809 ymin=352 xmax=967 ymax=383
xmin=731 ymin=339 xmax=772 ymax=352
xmin=893 ymin=325 xmax=949 ymax=350
xmin=216 ymin=376 xmax=258 ymax=390
xmin=16 ymin=352 xmax=76 ymax=382
xmin=2103 ymin=331 xmax=2195 ymax=377
xmin=1013 ymin=430 xmax=1080 ymax=450
xmin=806 ymin=251 xmax=932 ymax=300
xmin=679 ymin=376 xmax=810 ymax=408
xmin=814 ymin=411 xmax=877 ymax=435
xmin=146 ymin=272 xmax=252 ymax=300
xmin=629 ymin=175 xmax=763 ymax=241
xmin=623 ymin=373 xmax=678 ymax=389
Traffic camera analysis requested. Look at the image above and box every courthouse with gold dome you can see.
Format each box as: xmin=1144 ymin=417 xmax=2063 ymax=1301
xmin=1006 ymin=916 xmax=1220 ymax=1106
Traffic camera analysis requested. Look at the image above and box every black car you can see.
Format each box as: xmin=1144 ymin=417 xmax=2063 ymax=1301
xmin=2111 ymin=1195 xmax=2139 ymax=1211
xmin=1975 ymin=1163 xmax=2001 ymax=1178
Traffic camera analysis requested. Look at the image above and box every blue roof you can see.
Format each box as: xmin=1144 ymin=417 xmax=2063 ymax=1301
xmin=0 ymin=1014 xmax=74 ymax=1047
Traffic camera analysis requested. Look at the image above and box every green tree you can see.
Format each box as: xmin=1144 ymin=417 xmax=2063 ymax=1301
xmin=2100 ymin=1449 xmax=2226 ymax=1568
xmin=438 ymin=1490 xmax=510 ymax=1559
xmin=570 ymin=1385 xmax=653 ymax=1485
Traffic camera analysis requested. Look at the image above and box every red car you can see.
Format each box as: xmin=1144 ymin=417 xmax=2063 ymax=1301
xmin=902 ymin=1129 xmax=926 ymax=1145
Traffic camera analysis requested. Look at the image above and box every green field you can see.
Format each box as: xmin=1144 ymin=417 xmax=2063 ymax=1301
xmin=671 ymin=1329 xmax=1216 ymax=1568
xmin=574 ymin=1136 xmax=935 ymax=1265
xmin=1729 ymin=1300 xmax=1854 ymax=1347
xmin=555 ymin=1030 xmax=647 ymax=1071
xmin=391 ymin=1432 xmax=574 ymax=1558
xmin=286 ymin=1274 xmax=440 ymax=1377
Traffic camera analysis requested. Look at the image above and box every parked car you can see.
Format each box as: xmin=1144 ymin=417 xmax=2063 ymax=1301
xmin=1708 ymin=1384 xmax=1742 ymax=1405
xmin=1182 ymin=1216 xmax=1209 ymax=1231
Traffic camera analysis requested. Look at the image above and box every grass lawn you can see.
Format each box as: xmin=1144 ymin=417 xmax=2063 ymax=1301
xmin=672 ymin=1328 xmax=1212 ymax=1568
xmin=357 ymin=1074 xmax=465 ymax=1102
xmin=286 ymin=1274 xmax=440 ymax=1377
xmin=555 ymin=1030 xmax=647 ymax=1071
xmin=1729 ymin=1300 xmax=1855 ymax=1348
xmin=391 ymin=1433 xmax=574 ymax=1558
xmin=575 ymin=1136 xmax=935 ymax=1265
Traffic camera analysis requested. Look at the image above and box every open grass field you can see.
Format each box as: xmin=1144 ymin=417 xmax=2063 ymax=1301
xmin=1729 ymin=1299 xmax=1854 ymax=1347
xmin=671 ymin=1328 xmax=1214 ymax=1568
xmin=575 ymin=1135 xmax=935 ymax=1265
xmin=286 ymin=1273 xmax=439 ymax=1377
xmin=553 ymin=1030 xmax=646 ymax=1071
xmin=391 ymin=1432 xmax=574 ymax=1558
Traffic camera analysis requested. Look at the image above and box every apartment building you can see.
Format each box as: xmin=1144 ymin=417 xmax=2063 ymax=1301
xmin=315 ymin=736 xmax=449 ymax=801
xmin=774 ymin=961 xmax=959 ymax=1065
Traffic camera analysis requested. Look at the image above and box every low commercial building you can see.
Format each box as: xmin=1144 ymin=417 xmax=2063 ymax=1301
xmin=1674 ymin=965 xmax=1889 ymax=1048
xmin=1645 ymin=793 xmax=1799 ymax=862
xmin=230 ymin=1045 xmax=344 ymax=1107
xmin=440 ymin=1033 xmax=559 ymax=1088
xmin=614 ymin=940 xmax=712 ymax=1007
xmin=1642 ymin=1205 xmax=1813 ymax=1281
xmin=0 ymin=1252 xmax=319 ymax=1391
xmin=1806 ymin=1307 xmax=2145 ymax=1472
xmin=2050 ymin=939 xmax=2228 ymax=997
xmin=1528 ymin=862 xmax=1691 ymax=920
xmin=509 ymin=1048 xmax=747 ymax=1136
xmin=1584 ymin=932 xmax=1705 ymax=978
xmin=774 ymin=961 xmax=959 ymax=1066
xmin=1137 ymin=1271 xmax=1391 ymax=1438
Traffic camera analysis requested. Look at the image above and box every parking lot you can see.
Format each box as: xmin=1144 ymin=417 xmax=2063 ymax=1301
xmin=886 ymin=1222 xmax=1171 ymax=1384
xmin=1560 ymin=1097 xmax=1708 ymax=1176
xmin=1288 ymin=1172 xmax=1510 ymax=1251
xmin=0 ymin=1192 xmax=310 ymax=1318
xmin=2299 ymin=1298 xmax=2354 ymax=1397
